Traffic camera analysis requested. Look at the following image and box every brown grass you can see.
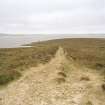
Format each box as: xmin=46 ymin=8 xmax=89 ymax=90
xmin=54 ymin=77 xmax=66 ymax=84
xmin=86 ymin=101 xmax=93 ymax=105
xmin=0 ymin=38 xmax=105 ymax=85
xmin=30 ymin=38 xmax=105 ymax=70
xmin=80 ymin=76 xmax=90 ymax=81
xmin=0 ymin=45 xmax=58 ymax=85
xmin=57 ymin=72 xmax=67 ymax=78
xmin=102 ymin=84 xmax=105 ymax=91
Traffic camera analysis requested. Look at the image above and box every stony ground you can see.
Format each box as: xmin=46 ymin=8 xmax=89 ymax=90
xmin=0 ymin=47 xmax=105 ymax=105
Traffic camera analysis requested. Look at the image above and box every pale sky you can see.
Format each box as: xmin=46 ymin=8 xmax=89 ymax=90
xmin=0 ymin=0 xmax=105 ymax=34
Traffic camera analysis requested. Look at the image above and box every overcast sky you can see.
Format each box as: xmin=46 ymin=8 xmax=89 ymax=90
xmin=0 ymin=0 xmax=105 ymax=34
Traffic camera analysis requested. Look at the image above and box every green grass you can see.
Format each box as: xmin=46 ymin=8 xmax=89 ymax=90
xmin=0 ymin=38 xmax=105 ymax=85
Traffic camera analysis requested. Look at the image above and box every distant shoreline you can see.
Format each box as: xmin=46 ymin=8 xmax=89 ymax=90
xmin=0 ymin=34 xmax=105 ymax=48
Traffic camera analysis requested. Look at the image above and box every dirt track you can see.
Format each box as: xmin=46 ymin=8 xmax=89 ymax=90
xmin=0 ymin=47 xmax=105 ymax=105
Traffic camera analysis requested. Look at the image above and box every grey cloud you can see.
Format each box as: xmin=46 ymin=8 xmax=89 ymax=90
xmin=0 ymin=0 xmax=105 ymax=34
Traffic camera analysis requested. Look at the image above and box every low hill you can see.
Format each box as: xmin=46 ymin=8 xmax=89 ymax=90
xmin=0 ymin=38 xmax=105 ymax=85
xmin=0 ymin=46 xmax=105 ymax=105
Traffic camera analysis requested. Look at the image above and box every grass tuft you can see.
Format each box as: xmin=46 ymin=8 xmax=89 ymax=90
xmin=0 ymin=71 xmax=21 ymax=85
xmin=57 ymin=72 xmax=67 ymax=78
xmin=86 ymin=101 xmax=93 ymax=105
xmin=80 ymin=76 xmax=90 ymax=81
xmin=102 ymin=84 xmax=105 ymax=91
xmin=54 ymin=77 xmax=66 ymax=84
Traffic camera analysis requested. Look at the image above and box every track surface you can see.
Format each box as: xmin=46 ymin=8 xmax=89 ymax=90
xmin=0 ymin=47 xmax=105 ymax=105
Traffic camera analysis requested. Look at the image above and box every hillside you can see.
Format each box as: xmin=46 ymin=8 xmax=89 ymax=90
xmin=29 ymin=38 xmax=105 ymax=70
xmin=0 ymin=38 xmax=105 ymax=86
xmin=0 ymin=47 xmax=105 ymax=105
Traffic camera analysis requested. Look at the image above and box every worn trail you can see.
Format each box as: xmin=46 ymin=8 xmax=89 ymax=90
xmin=0 ymin=47 xmax=105 ymax=105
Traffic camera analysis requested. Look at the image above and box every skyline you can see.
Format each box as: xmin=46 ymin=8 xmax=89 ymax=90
xmin=0 ymin=0 xmax=105 ymax=34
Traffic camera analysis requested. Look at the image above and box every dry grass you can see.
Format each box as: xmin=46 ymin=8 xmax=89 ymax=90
xmin=0 ymin=45 xmax=58 ymax=85
xmin=29 ymin=39 xmax=105 ymax=71
xmin=0 ymin=43 xmax=105 ymax=105
xmin=57 ymin=72 xmax=67 ymax=78
xmin=0 ymin=38 xmax=105 ymax=85
xmin=54 ymin=77 xmax=66 ymax=84
xmin=86 ymin=101 xmax=93 ymax=105
xmin=102 ymin=84 xmax=105 ymax=91
xmin=80 ymin=76 xmax=90 ymax=81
